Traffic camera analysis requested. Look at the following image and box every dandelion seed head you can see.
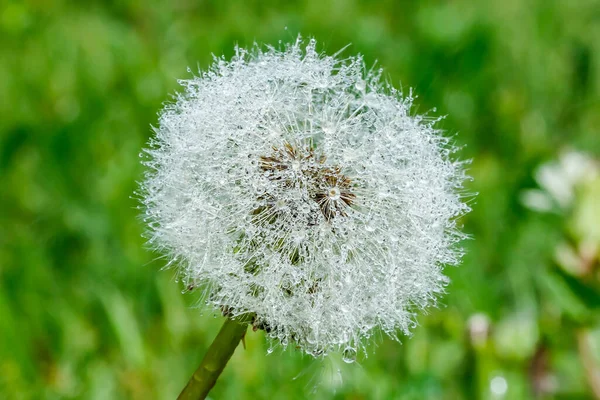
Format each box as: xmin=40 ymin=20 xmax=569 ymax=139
xmin=141 ymin=36 xmax=471 ymax=358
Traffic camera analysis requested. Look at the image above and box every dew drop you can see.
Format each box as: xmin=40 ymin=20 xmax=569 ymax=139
xmin=342 ymin=346 xmax=357 ymax=363
xmin=292 ymin=231 xmax=306 ymax=243
xmin=364 ymin=93 xmax=378 ymax=105
xmin=275 ymin=199 xmax=286 ymax=209
xmin=322 ymin=122 xmax=335 ymax=134
xmin=328 ymin=187 xmax=341 ymax=200
xmin=355 ymin=80 xmax=366 ymax=91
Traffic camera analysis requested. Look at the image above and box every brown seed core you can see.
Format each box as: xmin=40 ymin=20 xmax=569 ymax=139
xmin=259 ymin=142 xmax=356 ymax=221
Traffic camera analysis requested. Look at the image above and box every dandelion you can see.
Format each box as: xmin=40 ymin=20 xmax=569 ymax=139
xmin=141 ymin=36 xmax=471 ymax=398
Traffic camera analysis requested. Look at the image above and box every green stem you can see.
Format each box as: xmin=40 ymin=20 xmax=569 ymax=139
xmin=177 ymin=314 xmax=252 ymax=400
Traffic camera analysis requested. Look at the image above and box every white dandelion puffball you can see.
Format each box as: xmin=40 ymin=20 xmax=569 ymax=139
xmin=142 ymin=37 xmax=471 ymax=359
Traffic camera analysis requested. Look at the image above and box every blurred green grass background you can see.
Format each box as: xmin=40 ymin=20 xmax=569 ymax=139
xmin=1 ymin=0 xmax=600 ymax=399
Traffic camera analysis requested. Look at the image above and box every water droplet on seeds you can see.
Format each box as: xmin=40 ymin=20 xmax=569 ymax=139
xmin=365 ymin=93 xmax=378 ymax=104
xmin=292 ymin=231 xmax=306 ymax=243
xmin=275 ymin=199 xmax=286 ymax=209
xmin=322 ymin=122 xmax=335 ymax=134
xmin=342 ymin=347 xmax=357 ymax=363
xmin=355 ymin=80 xmax=366 ymax=91
xmin=328 ymin=187 xmax=341 ymax=200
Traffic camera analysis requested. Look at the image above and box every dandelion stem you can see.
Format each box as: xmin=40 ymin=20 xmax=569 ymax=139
xmin=177 ymin=314 xmax=252 ymax=400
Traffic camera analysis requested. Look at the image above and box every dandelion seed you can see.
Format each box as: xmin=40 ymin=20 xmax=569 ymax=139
xmin=141 ymin=36 xmax=471 ymax=358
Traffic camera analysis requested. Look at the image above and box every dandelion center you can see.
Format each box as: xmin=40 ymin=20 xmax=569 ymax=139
xmin=328 ymin=187 xmax=341 ymax=200
xmin=259 ymin=141 xmax=355 ymax=222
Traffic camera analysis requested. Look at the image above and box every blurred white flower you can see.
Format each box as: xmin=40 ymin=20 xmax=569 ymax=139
xmin=468 ymin=313 xmax=491 ymax=347
xmin=522 ymin=150 xmax=599 ymax=212
xmin=519 ymin=189 xmax=554 ymax=213
xmin=141 ymin=37 xmax=470 ymax=358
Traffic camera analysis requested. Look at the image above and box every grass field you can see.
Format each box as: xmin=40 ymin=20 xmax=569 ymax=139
xmin=1 ymin=1 xmax=600 ymax=399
